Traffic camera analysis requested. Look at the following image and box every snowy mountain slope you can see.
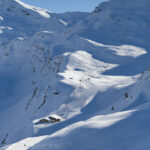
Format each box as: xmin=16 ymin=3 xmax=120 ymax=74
xmin=0 ymin=0 xmax=83 ymax=46
xmin=0 ymin=0 xmax=150 ymax=149
xmin=3 ymin=65 xmax=150 ymax=150
xmin=0 ymin=27 xmax=139 ymax=145
xmin=29 ymin=68 xmax=150 ymax=150
xmin=82 ymin=0 xmax=150 ymax=48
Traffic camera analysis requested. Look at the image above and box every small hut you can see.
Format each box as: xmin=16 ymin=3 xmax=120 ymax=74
xmin=39 ymin=119 xmax=49 ymax=123
xmin=49 ymin=116 xmax=61 ymax=123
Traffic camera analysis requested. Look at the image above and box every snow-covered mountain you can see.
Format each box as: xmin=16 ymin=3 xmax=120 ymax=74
xmin=0 ymin=0 xmax=150 ymax=149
